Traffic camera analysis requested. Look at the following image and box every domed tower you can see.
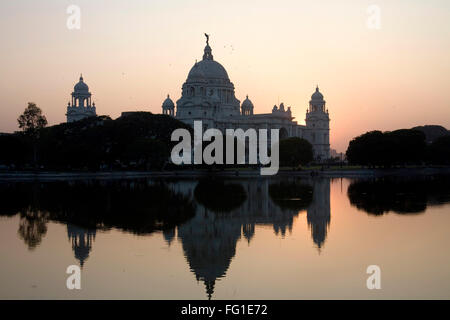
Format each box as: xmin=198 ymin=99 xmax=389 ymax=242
xmin=162 ymin=94 xmax=175 ymax=116
xmin=241 ymin=95 xmax=254 ymax=115
xmin=305 ymin=86 xmax=330 ymax=160
xmin=176 ymin=34 xmax=241 ymax=129
xmin=306 ymin=178 xmax=331 ymax=251
xmin=67 ymin=223 xmax=96 ymax=268
xmin=66 ymin=74 xmax=97 ymax=123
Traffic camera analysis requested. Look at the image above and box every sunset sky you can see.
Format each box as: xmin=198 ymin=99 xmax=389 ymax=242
xmin=0 ymin=0 xmax=449 ymax=152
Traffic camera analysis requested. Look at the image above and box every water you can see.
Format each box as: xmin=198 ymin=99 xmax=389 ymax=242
xmin=0 ymin=175 xmax=449 ymax=299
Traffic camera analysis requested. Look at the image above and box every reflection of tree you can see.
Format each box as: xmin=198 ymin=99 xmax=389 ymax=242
xmin=0 ymin=180 xmax=195 ymax=235
xmin=18 ymin=207 xmax=49 ymax=250
xmin=0 ymin=179 xmax=196 ymax=265
xmin=0 ymin=183 xmax=32 ymax=217
xmin=269 ymin=181 xmax=313 ymax=211
xmin=347 ymin=175 xmax=450 ymax=215
xmin=194 ymin=179 xmax=247 ymax=213
xmin=0 ymin=177 xmax=333 ymax=296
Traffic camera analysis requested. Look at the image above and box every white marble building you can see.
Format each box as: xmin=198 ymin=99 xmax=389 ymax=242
xmin=162 ymin=36 xmax=331 ymax=160
xmin=66 ymin=75 xmax=97 ymax=123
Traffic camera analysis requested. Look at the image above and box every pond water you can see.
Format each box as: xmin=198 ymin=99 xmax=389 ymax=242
xmin=0 ymin=175 xmax=449 ymax=299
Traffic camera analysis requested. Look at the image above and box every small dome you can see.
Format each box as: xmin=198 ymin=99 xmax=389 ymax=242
xmin=241 ymin=95 xmax=253 ymax=109
xmin=311 ymin=86 xmax=323 ymax=100
xmin=74 ymin=75 xmax=89 ymax=92
xmin=162 ymin=94 xmax=175 ymax=108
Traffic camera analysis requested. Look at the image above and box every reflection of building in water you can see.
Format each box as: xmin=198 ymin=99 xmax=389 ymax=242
xmin=67 ymin=223 xmax=96 ymax=268
xmin=163 ymin=228 xmax=176 ymax=246
xmin=307 ymin=178 xmax=331 ymax=250
xmin=242 ymin=223 xmax=255 ymax=244
xmin=177 ymin=206 xmax=242 ymax=300
xmin=171 ymin=178 xmax=331 ymax=299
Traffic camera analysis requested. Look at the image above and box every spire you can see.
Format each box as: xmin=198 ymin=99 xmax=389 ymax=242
xmin=203 ymin=34 xmax=213 ymax=60
xmin=80 ymin=73 xmax=83 ymax=81
xmin=205 ymin=280 xmax=215 ymax=300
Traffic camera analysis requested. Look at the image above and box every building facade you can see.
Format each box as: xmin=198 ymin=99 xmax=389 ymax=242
xmin=162 ymin=36 xmax=331 ymax=160
xmin=66 ymin=75 xmax=97 ymax=123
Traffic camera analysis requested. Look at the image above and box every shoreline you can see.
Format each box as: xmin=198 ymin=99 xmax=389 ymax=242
xmin=0 ymin=167 xmax=449 ymax=181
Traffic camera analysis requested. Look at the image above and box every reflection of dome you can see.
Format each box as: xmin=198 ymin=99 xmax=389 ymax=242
xmin=311 ymin=86 xmax=323 ymax=100
xmin=74 ymin=75 xmax=89 ymax=92
xmin=177 ymin=209 xmax=241 ymax=300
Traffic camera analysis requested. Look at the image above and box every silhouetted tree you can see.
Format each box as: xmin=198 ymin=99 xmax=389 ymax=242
xmin=0 ymin=134 xmax=29 ymax=167
xmin=17 ymin=103 xmax=47 ymax=165
xmin=346 ymin=129 xmax=426 ymax=167
xmin=17 ymin=102 xmax=47 ymax=135
xmin=35 ymin=113 xmax=190 ymax=170
xmin=428 ymin=135 xmax=450 ymax=165
xmin=279 ymin=137 xmax=313 ymax=169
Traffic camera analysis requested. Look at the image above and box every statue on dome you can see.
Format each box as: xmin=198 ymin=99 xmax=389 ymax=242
xmin=204 ymin=33 xmax=210 ymax=45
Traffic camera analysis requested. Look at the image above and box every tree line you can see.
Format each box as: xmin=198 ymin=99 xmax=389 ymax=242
xmin=0 ymin=104 xmax=192 ymax=170
xmin=0 ymin=103 xmax=314 ymax=171
xmin=346 ymin=129 xmax=450 ymax=166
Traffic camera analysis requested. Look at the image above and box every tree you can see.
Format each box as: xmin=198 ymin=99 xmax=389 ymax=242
xmin=428 ymin=135 xmax=450 ymax=165
xmin=346 ymin=131 xmax=386 ymax=167
xmin=17 ymin=103 xmax=47 ymax=166
xmin=18 ymin=103 xmax=47 ymax=135
xmin=279 ymin=137 xmax=313 ymax=169
xmin=346 ymin=129 xmax=427 ymax=167
xmin=0 ymin=134 xmax=29 ymax=166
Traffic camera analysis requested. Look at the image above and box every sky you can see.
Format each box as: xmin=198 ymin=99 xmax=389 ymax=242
xmin=0 ymin=0 xmax=449 ymax=152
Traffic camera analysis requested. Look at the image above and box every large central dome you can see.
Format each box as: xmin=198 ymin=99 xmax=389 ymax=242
xmin=176 ymin=35 xmax=241 ymax=122
xmin=186 ymin=43 xmax=229 ymax=82
xmin=187 ymin=60 xmax=229 ymax=81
